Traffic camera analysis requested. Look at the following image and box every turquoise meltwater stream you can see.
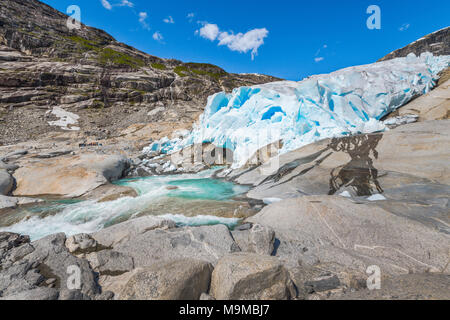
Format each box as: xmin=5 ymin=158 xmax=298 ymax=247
xmin=0 ymin=169 xmax=250 ymax=241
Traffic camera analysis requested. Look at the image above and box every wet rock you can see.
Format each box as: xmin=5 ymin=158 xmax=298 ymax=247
xmin=210 ymin=252 xmax=295 ymax=300
xmin=0 ymin=195 xmax=42 ymax=210
xmin=119 ymin=259 xmax=213 ymax=300
xmin=0 ymin=170 xmax=14 ymax=195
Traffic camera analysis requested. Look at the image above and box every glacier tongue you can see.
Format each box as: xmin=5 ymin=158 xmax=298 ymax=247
xmin=145 ymin=52 xmax=450 ymax=168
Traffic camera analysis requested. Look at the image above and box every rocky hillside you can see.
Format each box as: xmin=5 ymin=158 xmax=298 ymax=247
xmin=379 ymin=26 xmax=449 ymax=61
xmin=0 ymin=0 xmax=279 ymax=145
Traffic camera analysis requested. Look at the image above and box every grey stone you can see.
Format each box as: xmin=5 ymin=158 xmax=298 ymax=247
xmin=210 ymin=252 xmax=295 ymax=300
xmin=103 ymin=222 xmax=240 ymax=267
xmin=86 ymin=250 xmax=134 ymax=276
xmin=232 ymin=224 xmax=275 ymax=256
xmin=335 ymin=273 xmax=450 ymax=300
xmin=92 ymin=216 xmax=176 ymax=248
xmin=0 ymin=287 xmax=59 ymax=300
xmin=200 ymin=293 xmax=215 ymax=300
xmin=304 ymin=274 xmax=341 ymax=293
xmin=120 ymin=259 xmax=213 ymax=300
xmin=0 ymin=161 xmax=19 ymax=172
xmin=65 ymin=233 xmax=98 ymax=254
xmin=95 ymin=291 xmax=115 ymax=300
xmin=27 ymin=233 xmax=100 ymax=299
xmin=0 ymin=170 xmax=14 ymax=195
xmin=5 ymin=243 xmax=35 ymax=263
xmin=247 ymin=196 xmax=450 ymax=276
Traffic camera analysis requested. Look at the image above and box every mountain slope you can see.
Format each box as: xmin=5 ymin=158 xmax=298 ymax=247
xmin=0 ymin=0 xmax=279 ymax=145
xmin=379 ymin=26 xmax=449 ymax=61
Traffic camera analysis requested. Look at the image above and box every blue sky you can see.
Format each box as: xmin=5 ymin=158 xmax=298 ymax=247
xmin=41 ymin=0 xmax=449 ymax=80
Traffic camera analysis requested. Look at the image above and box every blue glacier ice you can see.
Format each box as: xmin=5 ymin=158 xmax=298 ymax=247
xmin=145 ymin=52 xmax=450 ymax=168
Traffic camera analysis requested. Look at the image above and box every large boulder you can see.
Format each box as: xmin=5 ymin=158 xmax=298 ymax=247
xmin=210 ymin=252 xmax=295 ymax=300
xmin=247 ymin=196 xmax=450 ymax=276
xmin=119 ymin=259 xmax=213 ymax=300
xmin=91 ymin=216 xmax=176 ymax=248
xmin=27 ymin=233 xmax=100 ymax=300
xmin=0 ymin=169 xmax=13 ymax=195
xmin=92 ymin=218 xmax=240 ymax=268
xmin=231 ymin=224 xmax=275 ymax=255
xmin=12 ymin=154 xmax=130 ymax=197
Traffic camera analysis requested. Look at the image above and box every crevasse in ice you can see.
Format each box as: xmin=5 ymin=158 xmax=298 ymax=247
xmin=144 ymin=52 xmax=450 ymax=168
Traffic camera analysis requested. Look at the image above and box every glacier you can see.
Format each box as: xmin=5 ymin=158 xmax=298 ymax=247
xmin=144 ymin=52 xmax=450 ymax=168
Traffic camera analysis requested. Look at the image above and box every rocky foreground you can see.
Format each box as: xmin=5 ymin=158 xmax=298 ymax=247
xmin=1 ymin=111 xmax=449 ymax=300
xmin=1 ymin=67 xmax=449 ymax=300
xmin=0 ymin=0 xmax=449 ymax=301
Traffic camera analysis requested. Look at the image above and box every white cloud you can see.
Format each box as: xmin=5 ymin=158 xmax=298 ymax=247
xmin=187 ymin=13 xmax=195 ymax=22
xmin=197 ymin=23 xmax=269 ymax=60
xmin=101 ymin=0 xmax=112 ymax=10
xmin=163 ymin=16 xmax=175 ymax=24
xmin=218 ymin=28 xmax=269 ymax=60
xmin=399 ymin=23 xmax=410 ymax=31
xmin=153 ymin=31 xmax=163 ymax=42
xmin=119 ymin=0 xmax=134 ymax=7
xmin=199 ymin=23 xmax=220 ymax=41
xmin=139 ymin=12 xmax=150 ymax=30
xmin=315 ymin=57 xmax=324 ymax=63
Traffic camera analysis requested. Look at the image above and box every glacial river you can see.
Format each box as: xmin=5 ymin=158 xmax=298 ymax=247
xmin=0 ymin=169 xmax=250 ymax=240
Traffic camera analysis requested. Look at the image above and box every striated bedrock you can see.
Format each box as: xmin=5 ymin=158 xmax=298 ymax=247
xmin=246 ymin=195 xmax=449 ymax=275
xmin=0 ymin=0 xmax=279 ymax=145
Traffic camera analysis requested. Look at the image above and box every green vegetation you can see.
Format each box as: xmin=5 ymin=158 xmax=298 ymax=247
xmin=173 ymin=63 xmax=227 ymax=81
xmin=98 ymin=48 xmax=145 ymax=69
xmin=65 ymin=35 xmax=100 ymax=51
xmin=151 ymin=63 xmax=167 ymax=70
xmin=174 ymin=65 xmax=189 ymax=77
xmin=91 ymin=99 xmax=105 ymax=109
xmin=65 ymin=35 xmax=145 ymax=69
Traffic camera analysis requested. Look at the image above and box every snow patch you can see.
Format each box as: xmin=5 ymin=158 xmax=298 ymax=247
xmin=367 ymin=194 xmax=387 ymax=201
xmin=47 ymin=106 xmax=80 ymax=131
xmin=263 ymin=198 xmax=283 ymax=204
